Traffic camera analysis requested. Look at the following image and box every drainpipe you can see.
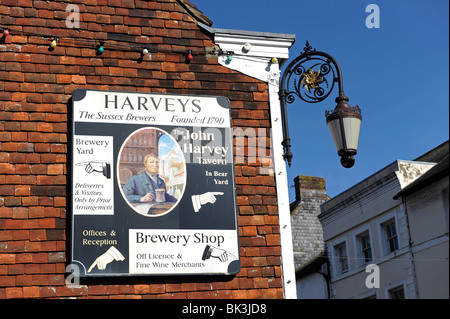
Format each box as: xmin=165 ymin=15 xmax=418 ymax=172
xmin=399 ymin=196 xmax=420 ymax=298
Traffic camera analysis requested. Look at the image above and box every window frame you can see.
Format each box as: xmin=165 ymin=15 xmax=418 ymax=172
xmin=388 ymin=285 xmax=406 ymax=299
xmin=376 ymin=208 xmax=401 ymax=257
xmin=443 ymin=188 xmax=449 ymax=231
xmin=381 ymin=218 xmax=399 ymax=255
xmin=357 ymin=230 xmax=373 ymax=265
xmin=333 ymin=241 xmax=349 ymax=274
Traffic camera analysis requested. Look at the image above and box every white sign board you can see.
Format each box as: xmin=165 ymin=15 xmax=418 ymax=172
xmin=70 ymin=89 xmax=240 ymax=276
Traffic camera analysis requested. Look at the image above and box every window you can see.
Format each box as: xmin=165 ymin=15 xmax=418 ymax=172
xmin=334 ymin=242 xmax=348 ymax=274
xmin=443 ymin=188 xmax=449 ymax=231
xmin=388 ymin=286 xmax=405 ymax=299
xmin=382 ymin=219 xmax=399 ymax=254
xmin=357 ymin=231 xmax=372 ymax=264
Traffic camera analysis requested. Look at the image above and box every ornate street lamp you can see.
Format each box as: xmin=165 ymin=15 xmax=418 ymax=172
xmin=279 ymin=41 xmax=362 ymax=168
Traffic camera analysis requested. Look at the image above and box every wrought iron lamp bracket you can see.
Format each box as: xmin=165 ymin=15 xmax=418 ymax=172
xmin=278 ymin=42 xmax=347 ymax=166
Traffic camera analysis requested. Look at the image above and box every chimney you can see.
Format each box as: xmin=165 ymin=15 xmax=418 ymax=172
xmin=294 ymin=175 xmax=327 ymax=203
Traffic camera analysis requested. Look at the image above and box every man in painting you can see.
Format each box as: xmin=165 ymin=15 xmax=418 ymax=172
xmin=122 ymin=153 xmax=177 ymax=204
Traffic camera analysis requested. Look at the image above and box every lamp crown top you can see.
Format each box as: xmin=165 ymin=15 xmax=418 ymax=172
xmin=301 ymin=41 xmax=316 ymax=55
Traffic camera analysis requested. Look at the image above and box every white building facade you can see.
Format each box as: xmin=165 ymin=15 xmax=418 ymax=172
xmin=394 ymin=151 xmax=449 ymax=298
xmin=319 ymin=141 xmax=449 ymax=299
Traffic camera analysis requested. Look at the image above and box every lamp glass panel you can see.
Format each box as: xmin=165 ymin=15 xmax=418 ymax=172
xmin=342 ymin=117 xmax=361 ymax=151
xmin=327 ymin=119 xmax=344 ymax=152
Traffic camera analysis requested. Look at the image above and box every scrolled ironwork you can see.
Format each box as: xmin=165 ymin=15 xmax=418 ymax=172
xmin=279 ymin=46 xmax=344 ymax=105
xmin=278 ymin=41 xmax=347 ymax=167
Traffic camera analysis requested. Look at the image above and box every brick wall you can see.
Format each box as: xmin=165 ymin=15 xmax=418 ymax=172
xmin=0 ymin=0 xmax=283 ymax=299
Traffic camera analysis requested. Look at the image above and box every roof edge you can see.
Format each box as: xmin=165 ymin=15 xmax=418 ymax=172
xmin=198 ymin=22 xmax=296 ymax=41
xmin=175 ymin=0 xmax=213 ymax=27
xmin=414 ymin=140 xmax=449 ymax=162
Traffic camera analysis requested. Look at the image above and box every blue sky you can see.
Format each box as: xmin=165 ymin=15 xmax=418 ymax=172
xmin=192 ymin=0 xmax=449 ymax=200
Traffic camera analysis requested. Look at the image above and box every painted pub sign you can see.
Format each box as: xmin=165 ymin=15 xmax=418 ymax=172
xmin=70 ymin=89 xmax=240 ymax=277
